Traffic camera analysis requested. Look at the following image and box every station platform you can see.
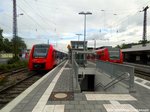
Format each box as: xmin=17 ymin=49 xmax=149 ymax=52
xmin=1 ymin=60 xmax=150 ymax=112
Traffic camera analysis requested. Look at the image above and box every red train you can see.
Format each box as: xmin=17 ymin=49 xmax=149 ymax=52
xmin=28 ymin=44 xmax=67 ymax=71
xmin=95 ymin=47 xmax=123 ymax=63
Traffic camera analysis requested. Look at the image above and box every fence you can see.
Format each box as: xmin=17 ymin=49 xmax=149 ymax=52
xmin=96 ymin=60 xmax=135 ymax=92
xmin=72 ymin=59 xmax=80 ymax=92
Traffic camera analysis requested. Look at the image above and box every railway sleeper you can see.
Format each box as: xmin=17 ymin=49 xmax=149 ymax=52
xmin=10 ymin=88 xmax=26 ymax=91
xmin=6 ymin=91 xmax=22 ymax=94
xmin=0 ymin=93 xmax=18 ymax=97
xmin=15 ymin=85 xmax=30 ymax=88
xmin=0 ymin=99 xmax=11 ymax=104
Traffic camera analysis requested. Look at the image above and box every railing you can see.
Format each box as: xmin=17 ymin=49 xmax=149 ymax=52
xmin=71 ymin=57 xmax=135 ymax=92
xmin=95 ymin=72 xmax=130 ymax=90
xmin=96 ymin=60 xmax=135 ymax=93
xmin=72 ymin=59 xmax=80 ymax=92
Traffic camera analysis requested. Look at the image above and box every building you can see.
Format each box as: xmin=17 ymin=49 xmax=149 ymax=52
xmin=122 ymin=43 xmax=150 ymax=65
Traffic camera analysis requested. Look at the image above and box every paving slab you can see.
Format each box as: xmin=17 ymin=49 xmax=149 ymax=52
xmin=1 ymin=60 xmax=150 ymax=112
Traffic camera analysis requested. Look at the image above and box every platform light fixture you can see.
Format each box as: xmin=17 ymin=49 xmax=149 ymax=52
xmin=78 ymin=11 xmax=92 ymax=63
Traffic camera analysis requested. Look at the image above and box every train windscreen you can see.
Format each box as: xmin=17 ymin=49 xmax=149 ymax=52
xmin=109 ymin=49 xmax=120 ymax=59
xmin=33 ymin=45 xmax=49 ymax=58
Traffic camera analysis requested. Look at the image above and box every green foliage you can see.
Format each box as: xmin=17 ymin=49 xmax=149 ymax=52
xmin=0 ymin=27 xmax=27 ymax=53
xmin=115 ymin=40 xmax=150 ymax=49
xmin=0 ymin=28 xmax=4 ymax=52
xmin=0 ymin=60 xmax=28 ymax=71
xmin=11 ymin=36 xmax=27 ymax=51
xmin=115 ymin=45 xmax=121 ymax=49
xmin=0 ymin=64 xmax=7 ymax=71
xmin=7 ymin=56 xmax=20 ymax=64
xmin=3 ymin=38 xmax=12 ymax=52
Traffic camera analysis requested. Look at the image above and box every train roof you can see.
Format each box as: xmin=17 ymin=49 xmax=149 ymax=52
xmin=33 ymin=44 xmax=52 ymax=47
xmin=96 ymin=46 xmax=120 ymax=51
xmin=32 ymin=44 xmax=67 ymax=54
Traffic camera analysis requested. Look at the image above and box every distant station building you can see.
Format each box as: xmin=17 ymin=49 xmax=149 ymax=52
xmin=122 ymin=43 xmax=150 ymax=65
xmin=71 ymin=41 xmax=87 ymax=50
xmin=70 ymin=41 xmax=87 ymax=65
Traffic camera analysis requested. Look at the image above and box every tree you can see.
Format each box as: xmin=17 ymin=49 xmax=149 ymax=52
xmin=0 ymin=28 xmax=4 ymax=52
xmin=3 ymin=38 xmax=12 ymax=53
xmin=11 ymin=36 xmax=27 ymax=56
xmin=115 ymin=45 xmax=121 ymax=48
xmin=138 ymin=40 xmax=150 ymax=45
xmin=0 ymin=27 xmax=27 ymax=64
xmin=115 ymin=40 xmax=150 ymax=49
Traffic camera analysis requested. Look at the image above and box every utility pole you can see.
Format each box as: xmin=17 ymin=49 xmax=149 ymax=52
xmin=47 ymin=39 xmax=49 ymax=44
xmin=76 ymin=34 xmax=82 ymax=41
xmin=13 ymin=0 xmax=18 ymax=57
xmin=142 ymin=6 xmax=149 ymax=46
xmin=94 ymin=39 xmax=96 ymax=50
xmin=78 ymin=11 xmax=92 ymax=64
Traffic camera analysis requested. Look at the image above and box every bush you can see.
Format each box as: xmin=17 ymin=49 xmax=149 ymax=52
xmin=0 ymin=64 xmax=8 ymax=71
xmin=0 ymin=59 xmax=28 ymax=72
xmin=7 ymin=56 xmax=20 ymax=64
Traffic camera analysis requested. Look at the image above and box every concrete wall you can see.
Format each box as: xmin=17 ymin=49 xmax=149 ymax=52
xmin=0 ymin=53 xmax=13 ymax=58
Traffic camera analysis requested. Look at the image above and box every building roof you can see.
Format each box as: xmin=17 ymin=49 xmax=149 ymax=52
xmin=122 ymin=43 xmax=150 ymax=52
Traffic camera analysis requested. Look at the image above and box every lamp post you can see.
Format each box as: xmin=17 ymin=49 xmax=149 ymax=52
xmin=16 ymin=13 xmax=24 ymax=35
xmin=101 ymin=10 xmax=105 ymax=30
xmin=76 ymin=33 xmax=82 ymax=41
xmin=113 ymin=13 xmax=118 ymax=33
xmin=79 ymin=11 xmax=92 ymax=63
xmin=92 ymin=38 xmax=96 ymax=50
xmin=76 ymin=34 xmax=82 ymax=49
xmin=78 ymin=11 xmax=92 ymax=51
xmin=17 ymin=13 xmax=24 ymax=17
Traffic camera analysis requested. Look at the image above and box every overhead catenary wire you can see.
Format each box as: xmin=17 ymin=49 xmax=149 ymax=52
xmin=0 ymin=14 xmax=12 ymax=33
xmin=1 ymin=0 xmax=150 ymax=43
xmin=0 ymin=1 xmax=50 ymax=37
xmin=0 ymin=23 xmax=12 ymax=33
xmin=22 ymin=0 xmax=56 ymax=27
xmin=16 ymin=0 xmax=150 ymax=35
xmin=102 ymin=1 xmax=150 ymax=30
xmin=17 ymin=5 xmax=53 ymax=35
xmin=18 ymin=0 xmax=60 ymax=39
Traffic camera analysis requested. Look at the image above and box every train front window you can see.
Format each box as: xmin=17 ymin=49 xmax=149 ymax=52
xmin=109 ymin=50 xmax=120 ymax=59
xmin=33 ymin=45 xmax=49 ymax=58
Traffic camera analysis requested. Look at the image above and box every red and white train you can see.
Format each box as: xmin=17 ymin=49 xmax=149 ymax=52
xmin=96 ymin=47 xmax=123 ymax=63
xmin=87 ymin=46 xmax=123 ymax=63
xmin=28 ymin=44 xmax=67 ymax=71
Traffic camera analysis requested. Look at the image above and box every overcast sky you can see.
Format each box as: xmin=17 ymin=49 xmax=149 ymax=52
xmin=0 ymin=0 xmax=150 ymax=51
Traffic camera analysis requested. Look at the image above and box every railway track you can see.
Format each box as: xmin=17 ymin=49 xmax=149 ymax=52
xmin=0 ymin=68 xmax=29 ymax=91
xmin=90 ymin=61 xmax=150 ymax=80
xmin=123 ymin=62 xmax=150 ymax=80
xmin=0 ymin=72 xmax=44 ymax=109
xmin=0 ymin=67 xmax=28 ymax=76
xmin=135 ymin=69 xmax=150 ymax=81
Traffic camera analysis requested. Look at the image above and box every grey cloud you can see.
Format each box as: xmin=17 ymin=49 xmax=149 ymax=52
xmin=1 ymin=0 xmax=149 ymax=50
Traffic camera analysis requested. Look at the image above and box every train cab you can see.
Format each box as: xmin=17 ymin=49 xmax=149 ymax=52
xmin=96 ymin=47 xmax=123 ymax=64
xmin=28 ymin=44 xmax=56 ymax=71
